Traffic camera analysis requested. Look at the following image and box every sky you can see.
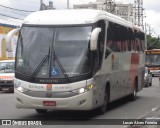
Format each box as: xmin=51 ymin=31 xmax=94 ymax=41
xmin=0 ymin=0 xmax=159 ymax=37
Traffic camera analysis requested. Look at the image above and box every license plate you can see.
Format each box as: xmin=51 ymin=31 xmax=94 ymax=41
xmin=43 ymin=101 xmax=56 ymax=106
xmin=2 ymin=88 xmax=9 ymax=91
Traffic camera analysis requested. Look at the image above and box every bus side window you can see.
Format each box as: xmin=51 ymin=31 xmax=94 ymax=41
xmin=106 ymin=22 xmax=114 ymax=52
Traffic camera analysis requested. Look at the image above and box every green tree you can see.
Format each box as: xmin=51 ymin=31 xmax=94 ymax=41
xmin=147 ymin=35 xmax=160 ymax=50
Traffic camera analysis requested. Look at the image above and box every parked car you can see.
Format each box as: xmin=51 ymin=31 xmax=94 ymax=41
xmin=144 ymin=67 xmax=152 ymax=87
xmin=0 ymin=60 xmax=15 ymax=92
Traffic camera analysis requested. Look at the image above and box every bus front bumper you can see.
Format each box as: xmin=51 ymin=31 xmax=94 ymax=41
xmin=15 ymin=90 xmax=94 ymax=110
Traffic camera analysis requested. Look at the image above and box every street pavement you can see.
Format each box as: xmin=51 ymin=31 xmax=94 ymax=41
xmin=0 ymin=77 xmax=160 ymax=128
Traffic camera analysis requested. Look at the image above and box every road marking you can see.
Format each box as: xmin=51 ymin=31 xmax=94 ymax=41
xmin=137 ymin=104 xmax=160 ymax=119
xmin=123 ymin=105 xmax=160 ymax=128
xmin=151 ymin=107 xmax=158 ymax=111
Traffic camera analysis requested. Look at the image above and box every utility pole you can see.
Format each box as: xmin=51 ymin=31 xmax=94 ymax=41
xmin=67 ymin=0 xmax=69 ymax=9
xmin=145 ymin=23 xmax=152 ymax=36
xmin=134 ymin=0 xmax=144 ymax=29
xmin=40 ymin=0 xmax=46 ymax=10
xmin=40 ymin=0 xmax=55 ymax=10
xmin=145 ymin=23 xmax=147 ymax=49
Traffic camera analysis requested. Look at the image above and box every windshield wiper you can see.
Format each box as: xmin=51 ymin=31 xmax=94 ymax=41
xmin=30 ymin=48 xmax=50 ymax=80
xmin=30 ymin=55 xmax=49 ymax=80
xmin=53 ymin=52 xmax=71 ymax=83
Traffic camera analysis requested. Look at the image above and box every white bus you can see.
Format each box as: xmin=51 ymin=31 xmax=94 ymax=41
xmin=6 ymin=9 xmax=145 ymax=114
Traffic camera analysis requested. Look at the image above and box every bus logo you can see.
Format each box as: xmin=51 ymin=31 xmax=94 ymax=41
xmin=46 ymin=92 xmax=52 ymax=98
xmin=46 ymin=84 xmax=52 ymax=91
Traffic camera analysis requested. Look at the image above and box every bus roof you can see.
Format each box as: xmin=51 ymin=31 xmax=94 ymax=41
xmin=23 ymin=9 xmax=143 ymax=32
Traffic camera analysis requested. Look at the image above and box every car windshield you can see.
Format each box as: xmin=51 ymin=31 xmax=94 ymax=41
xmin=0 ymin=61 xmax=15 ymax=73
xmin=16 ymin=25 xmax=92 ymax=78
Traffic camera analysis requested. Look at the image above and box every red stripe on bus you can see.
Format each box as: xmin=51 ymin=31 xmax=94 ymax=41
xmin=130 ymin=53 xmax=140 ymax=89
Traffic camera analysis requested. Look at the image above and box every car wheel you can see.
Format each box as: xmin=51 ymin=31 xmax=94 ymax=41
xmin=149 ymin=80 xmax=152 ymax=86
xmin=146 ymin=83 xmax=149 ymax=87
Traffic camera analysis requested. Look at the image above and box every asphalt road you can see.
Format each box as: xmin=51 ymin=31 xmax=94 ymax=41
xmin=0 ymin=77 xmax=160 ymax=128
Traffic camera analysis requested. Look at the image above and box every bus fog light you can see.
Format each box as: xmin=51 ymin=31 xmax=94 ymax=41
xmin=78 ymin=99 xmax=86 ymax=105
xmin=16 ymin=97 xmax=23 ymax=104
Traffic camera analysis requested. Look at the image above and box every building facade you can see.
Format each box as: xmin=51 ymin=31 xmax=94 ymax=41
xmin=73 ymin=0 xmax=134 ymax=22
xmin=114 ymin=4 xmax=133 ymax=22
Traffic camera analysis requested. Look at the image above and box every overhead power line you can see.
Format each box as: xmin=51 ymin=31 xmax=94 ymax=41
xmin=0 ymin=18 xmax=22 ymax=24
xmin=0 ymin=7 xmax=27 ymax=17
xmin=0 ymin=13 xmax=23 ymax=20
xmin=0 ymin=4 xmax=35 ymax=12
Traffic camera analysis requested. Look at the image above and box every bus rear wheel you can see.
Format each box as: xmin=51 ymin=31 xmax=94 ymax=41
xmin=130 ymin=79 xmax=137 ymax=101
xmin=35 ymin=109 xmax=47 ymax=113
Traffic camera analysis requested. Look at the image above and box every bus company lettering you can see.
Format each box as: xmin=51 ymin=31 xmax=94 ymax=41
xmin=28 ymin=85 xmax=44 ymax=89
xmin=39 ymin=79 xmax=58 ymax=83
xmin=54 ymin=86 xmax=72 ymax=91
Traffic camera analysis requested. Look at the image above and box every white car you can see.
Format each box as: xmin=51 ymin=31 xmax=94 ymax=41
xmin=0 ymin=60 xmax=15 ymax=92
xmin=144 ymin=67 xmax=152 ymax=87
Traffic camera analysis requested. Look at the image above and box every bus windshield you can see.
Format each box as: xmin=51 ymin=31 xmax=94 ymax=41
xmin=16 ymin=26 xmax=92 ymax=79
xmin=146 ymin=54 xmax=160 ymax=66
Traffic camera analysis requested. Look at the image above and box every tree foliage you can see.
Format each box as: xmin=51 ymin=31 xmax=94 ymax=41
xmin=147 ymin=35 xmax=160 ymax=50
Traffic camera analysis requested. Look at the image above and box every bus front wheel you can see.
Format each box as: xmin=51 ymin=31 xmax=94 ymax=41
xmin=35 ymin=109 xmax=47 ymax=113
xmin=97 ymin=87 xmax=109 ymax=115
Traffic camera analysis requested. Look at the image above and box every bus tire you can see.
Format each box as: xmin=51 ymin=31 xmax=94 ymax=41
xmin=149 ymin=80 xmax=152 ymax=86
xmin=130 ymin=79 xmax=137 ymax=101
xmin=35 ymin=109 xmax=47 ymax=113
xmin=97 ymin=86 xmax=109 ymax=115
xmin=145 ymin=83 xmax=149 ymax=87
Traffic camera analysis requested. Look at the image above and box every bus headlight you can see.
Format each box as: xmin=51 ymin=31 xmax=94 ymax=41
xmin=79 ymin=88 xmax=85 ymax=94
xmin=16 ymin=86 xmax=29 ymax=93
xmin=71 ymin=84 xmax=94 ymax=94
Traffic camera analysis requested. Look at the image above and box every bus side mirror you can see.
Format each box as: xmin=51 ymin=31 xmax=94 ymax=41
xmin=5 ymin=28 xmax=20 ymax=51
xmin=90 ymin=27 xmax=101 ymax=51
